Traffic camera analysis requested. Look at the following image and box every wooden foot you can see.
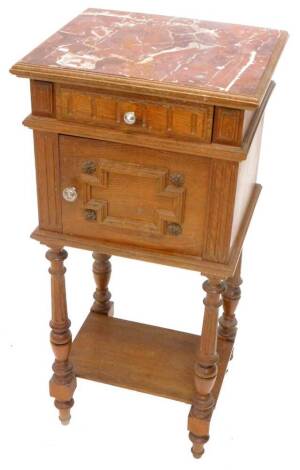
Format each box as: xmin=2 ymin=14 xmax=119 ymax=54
xmin=188 ymin=277 xmax=225 ymax=458
xmin=55 ymin=400 xmax=73 ymax=425
xmin=189 ymin=432 xmax=209 ymax=458
xmin=218 ymin=253 xmax=242 ymax=342
xmin=90 ymin=252 xmax=114 ymax=316
xmin=46 ymin=247 xmax=76 ymax=424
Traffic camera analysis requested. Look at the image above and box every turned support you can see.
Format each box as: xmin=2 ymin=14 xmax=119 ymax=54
xmin=90 ymin=252 xmax=114 ymax=316
xmin=46 ymin=247 xmax=76 ymax=425
xmin=218 ymin=253 xmax=242 ymax=341
xmin=188 ymin=277 xmax=225 ymax=458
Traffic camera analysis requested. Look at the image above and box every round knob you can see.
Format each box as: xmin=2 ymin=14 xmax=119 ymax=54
xmin=62 ymin=187 xmax=78 ymax=202
xmin=123 ymin=111 xmax=136 ymax=125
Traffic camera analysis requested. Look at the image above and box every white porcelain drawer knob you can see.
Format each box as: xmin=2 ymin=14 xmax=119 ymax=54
xmin=123 ymin=111 xmax=136 ymax=125
xmin=62 ymin=186 xmax=78 ymax=202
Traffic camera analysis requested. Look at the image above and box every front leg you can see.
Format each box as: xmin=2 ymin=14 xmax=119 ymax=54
xmin=46 ymin=247 xmax=76 ymax=425
xmin=188 ymin=277 xmax=225 ymax=458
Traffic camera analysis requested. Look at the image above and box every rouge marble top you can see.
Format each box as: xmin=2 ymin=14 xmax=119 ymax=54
xmin=11 ymin=8 xmax=288 ymax=107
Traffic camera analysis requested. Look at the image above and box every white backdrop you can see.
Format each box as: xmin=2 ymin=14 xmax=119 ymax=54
xmin=1 ymin=1 xmax=299 ymax=469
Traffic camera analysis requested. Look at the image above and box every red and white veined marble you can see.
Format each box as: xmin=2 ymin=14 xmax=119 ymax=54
xmin=21 ymin=8 xmax=283 ymax=96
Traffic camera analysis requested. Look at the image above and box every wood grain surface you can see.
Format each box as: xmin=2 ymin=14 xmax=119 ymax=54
xmin=70 ymin=312 xmax=233 ymax=404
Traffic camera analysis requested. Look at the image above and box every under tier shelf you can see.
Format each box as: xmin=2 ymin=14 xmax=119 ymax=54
xmin=70 ymin=313 xmax=233 ymax=404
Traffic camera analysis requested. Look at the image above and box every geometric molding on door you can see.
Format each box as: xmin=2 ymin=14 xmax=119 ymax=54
xmin=81 ymin=158 xmax=186 ymax=235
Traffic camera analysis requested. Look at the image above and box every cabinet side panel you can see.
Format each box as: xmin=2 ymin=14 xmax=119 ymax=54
xmin=203 ymin=160 xmax=238 ymax=263
xmin=242 ymin=110 xmax=255 ymax=139
xmin=33 ymin=131 xmax=62 ymax=231
xmin=230 ymin=119 xmax=263 ymax=248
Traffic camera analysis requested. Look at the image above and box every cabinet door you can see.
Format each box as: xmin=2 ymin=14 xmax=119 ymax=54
xmin=60 ymin=136 xmax=210 ymax=256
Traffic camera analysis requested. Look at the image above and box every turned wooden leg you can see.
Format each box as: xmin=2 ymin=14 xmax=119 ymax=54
xmin=218 ymin=253 xmax=242 ymax=342
xmin=46 ymin=247 xmax=76 ymax=425
xmin=188 ymin=277 xmax=225 ymax=458
xmin=90 ymin=252 xmax=114 ymax=316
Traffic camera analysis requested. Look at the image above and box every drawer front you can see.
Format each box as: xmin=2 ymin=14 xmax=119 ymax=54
xmin=60 ymin=136 xmax=210 ymax=256
xmin=56 ymin=85 xmax=213 ymax=143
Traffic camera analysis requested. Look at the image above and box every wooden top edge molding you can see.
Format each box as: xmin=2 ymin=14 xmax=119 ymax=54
xmin=9 ymin=9 xmax=288 ymax=110
xmin=10 ymin=63 xmax=260 ymax=109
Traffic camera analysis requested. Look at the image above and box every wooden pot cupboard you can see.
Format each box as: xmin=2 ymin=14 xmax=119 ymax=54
xmin=10 ymin=8 xmax=288 ymax=459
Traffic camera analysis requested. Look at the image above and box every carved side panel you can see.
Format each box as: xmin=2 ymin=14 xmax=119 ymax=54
xmin=203 ymin=159 xmax=238 ymax=263
xmin=146 ymin=104 xmax=169 ymax=133
xmin=33 ymin=131 xmax=62 ymax=231
xmin=212 ymin=107 xmax=244 ymax=146
xmin=56 ymin=86 xmax=213 ymax=142
xmin=94 ymin=95 xmax=117 ymax=125
xmin=31 ymin=80 xmax=54 ymax=117
xmin=169 ymin=106 xmax=213 ymax=141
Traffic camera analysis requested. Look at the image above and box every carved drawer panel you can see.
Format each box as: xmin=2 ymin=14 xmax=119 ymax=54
xmin=59 ymin=136 xmax=210 ymax=256
xmin=56 ymin=85 xmax=213 ymax=143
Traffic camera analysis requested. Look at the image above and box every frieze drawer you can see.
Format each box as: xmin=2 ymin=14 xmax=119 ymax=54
xmin=56 ymin=85 xmax=214 ymax=143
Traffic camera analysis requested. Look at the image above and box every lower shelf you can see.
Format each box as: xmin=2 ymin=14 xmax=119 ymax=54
xmin=70 ymin=313 xmax=233 ymax=404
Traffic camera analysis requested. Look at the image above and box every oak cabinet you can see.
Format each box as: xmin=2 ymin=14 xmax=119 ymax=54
xmin=11 ymin=7 xmax=287 ymax=459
